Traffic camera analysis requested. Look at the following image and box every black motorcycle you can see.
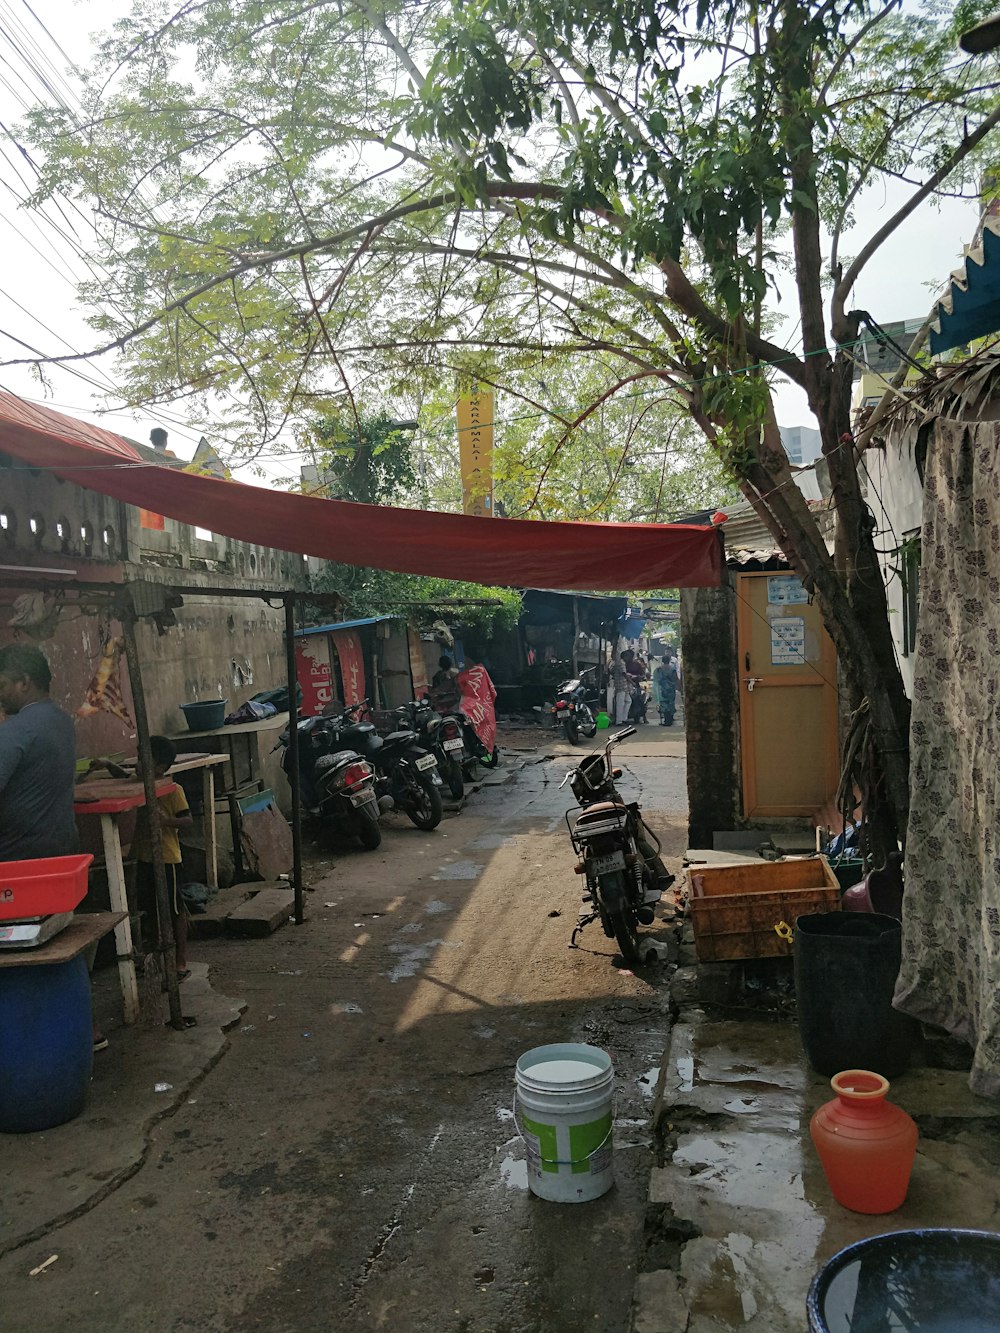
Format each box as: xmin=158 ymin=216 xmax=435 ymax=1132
xmin=332 ymin=702 xmax=444 ymax=831
xmin=549 ymin=665 xmax=600 ymax=745
xmin=277 ymin=716 xmax=383 ymax=849
xmin=391 ymin=700 xmax=467 ymax=800
xmin=563 ymin=726 xmax=671 ymax=964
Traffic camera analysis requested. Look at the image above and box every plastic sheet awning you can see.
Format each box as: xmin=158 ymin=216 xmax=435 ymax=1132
xmin=0 ymin=391 xmax=722 ymax=592
xmin=930 ymin=218 xmax=1000 ymax=355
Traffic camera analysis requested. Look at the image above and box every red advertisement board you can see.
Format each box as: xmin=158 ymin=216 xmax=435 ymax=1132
xmin=332 ymin=629 xmax=366 ymax=705
xmin=295 ymin=642 xmax=333 ymax=716
xmin=458 ymin=664 xmax=497 ymax=753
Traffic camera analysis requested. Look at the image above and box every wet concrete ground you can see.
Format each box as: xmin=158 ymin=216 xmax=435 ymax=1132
xmin=0 ymin=736 xmax=687 ymax=1333
xmin=636 ymin=1016 xmax=1000 ymax=1332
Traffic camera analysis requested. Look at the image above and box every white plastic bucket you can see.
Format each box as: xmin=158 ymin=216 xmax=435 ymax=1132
xmin=515 ymin=1042 xmax=615 ymax=1203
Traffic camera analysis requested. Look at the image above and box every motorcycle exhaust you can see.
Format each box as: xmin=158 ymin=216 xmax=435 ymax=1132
xmin=377 ymin=795 xmax=395 ymax=813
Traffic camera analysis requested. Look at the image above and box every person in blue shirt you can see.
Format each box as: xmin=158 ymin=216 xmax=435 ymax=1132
xmin=0 ymin=643 xmax=78 ymax=861
xmin=0 ymin=643 xmax=109 ymax=1051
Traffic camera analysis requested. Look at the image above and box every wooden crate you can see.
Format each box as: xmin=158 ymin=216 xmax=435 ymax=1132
xmin=689 ymin=856 xmax=840 ymax=962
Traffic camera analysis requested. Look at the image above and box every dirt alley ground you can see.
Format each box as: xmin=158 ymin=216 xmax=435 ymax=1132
xmin=0 ymin=727 xmax=688 ymax=1333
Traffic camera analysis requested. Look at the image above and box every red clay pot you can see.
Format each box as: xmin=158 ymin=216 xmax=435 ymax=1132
xmin=810 ymin=1069 xmax=918 ymax=1214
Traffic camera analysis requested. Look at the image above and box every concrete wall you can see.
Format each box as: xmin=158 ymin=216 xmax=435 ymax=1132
xmin=0 ymin=452 xmax=308 ymax=751
xmin=680 ymin=576 xmax=741 ymax=847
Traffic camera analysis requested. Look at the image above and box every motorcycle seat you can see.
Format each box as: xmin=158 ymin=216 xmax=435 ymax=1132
xmin=575 ymin=801 xmax=628 ymax=822
xmin=381 ymin=730 xmax=416 ymax=746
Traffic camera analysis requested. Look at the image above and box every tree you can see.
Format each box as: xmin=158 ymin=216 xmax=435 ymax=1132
xmin=305 ymin=410 xmax=522 ymax=633
xmin=15 ymin=0 xmax=1000 ymax=850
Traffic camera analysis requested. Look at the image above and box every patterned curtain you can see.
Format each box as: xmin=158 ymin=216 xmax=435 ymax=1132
xmin=894 ymin=417 xmax=1000 ymax=1099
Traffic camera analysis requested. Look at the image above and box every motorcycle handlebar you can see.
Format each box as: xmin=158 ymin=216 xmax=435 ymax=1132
xmin=610 ymin=727 xmax=637 ymax=743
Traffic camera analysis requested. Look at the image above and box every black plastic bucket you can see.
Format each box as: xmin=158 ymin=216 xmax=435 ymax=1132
xmin=807 ymin=1229 xmax=1000 ymax=1332
xmin=794 ymin=912 xmax=918 ymax=1078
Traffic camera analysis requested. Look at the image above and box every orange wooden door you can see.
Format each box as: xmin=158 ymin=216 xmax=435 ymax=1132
xmin=736 ymin=572 xmax=840 ymax=818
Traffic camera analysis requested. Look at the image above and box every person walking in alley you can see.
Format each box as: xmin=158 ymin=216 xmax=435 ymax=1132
xmin=610 ymin=652 xmax=631 ymax=724
xmin=653 ymin=654 xmax=680 ymax=726
xmin=133 ymin=735 xmax=193 ymax=979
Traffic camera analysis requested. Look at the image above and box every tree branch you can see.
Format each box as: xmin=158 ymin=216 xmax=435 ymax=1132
xmin=834 ymin=101 xmax=1000 ymax=318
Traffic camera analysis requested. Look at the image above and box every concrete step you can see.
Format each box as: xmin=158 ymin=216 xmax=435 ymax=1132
xmin=190 ymin=881 xmax=258 ymax=936
xmin=224 ymin=886 xmax=295 ymax=937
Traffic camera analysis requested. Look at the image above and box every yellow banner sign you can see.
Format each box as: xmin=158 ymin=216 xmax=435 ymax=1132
xmin=456 ymin=385 xmax=494 ymax=517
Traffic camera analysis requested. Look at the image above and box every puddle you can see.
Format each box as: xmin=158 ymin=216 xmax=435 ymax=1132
xmin=424 ymin=900 xmax=452 ymax=915
xmin=431 ymin=860 xmax=484 ymax=881
xmin=722 ymin=1096 xmax=761 ymax=1114
xmin=676 ymin=1055 xmax=695 ymax=1093
xmin=499 ymin=1155 xmax=529 ymax=1190
xmin=639 ymin=1066 xmax=661 ymax=1096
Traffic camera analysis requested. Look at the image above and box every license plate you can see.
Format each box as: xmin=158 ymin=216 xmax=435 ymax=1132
xmin=591 ymin=851 xmax=626 ymax=874
xmin=349 ymin=792 xmax=374 ymax=807
xmin=443 ymin=738 xmax=464 ymax=752
xmin=415 ymin=753 xmax=438 ymax=771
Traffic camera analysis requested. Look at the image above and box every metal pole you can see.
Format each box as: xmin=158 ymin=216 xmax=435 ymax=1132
xmin=284 ymin=595 xmax=305 ymax=924
xmin=120 ymin=602 xmax=184 ymax=1029
xmin=572 ymin=597 xmax=580 ymax=677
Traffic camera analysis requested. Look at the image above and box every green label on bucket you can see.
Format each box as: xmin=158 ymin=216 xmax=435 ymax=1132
xmin=570 ymin=1113 xmax=612 ymax=1175
xmin=521 ymin=1114 xmax=560 ymax=1174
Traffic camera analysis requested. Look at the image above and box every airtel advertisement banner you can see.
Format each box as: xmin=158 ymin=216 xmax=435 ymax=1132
xmin=332 ymin=629 xmax=366 ymax=705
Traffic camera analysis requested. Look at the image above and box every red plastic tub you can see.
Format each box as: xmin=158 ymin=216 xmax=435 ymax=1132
xmin=0 ymin=854 xmax=94 ymax=920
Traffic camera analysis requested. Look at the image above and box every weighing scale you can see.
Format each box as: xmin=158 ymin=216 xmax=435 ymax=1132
xmin=0 ymin=911 xmax=76 ymax=949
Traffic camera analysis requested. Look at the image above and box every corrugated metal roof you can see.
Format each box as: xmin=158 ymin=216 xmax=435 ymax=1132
xmin=931 ymin=216 xmax=1000 ymax=355
xmin=294 ymin=615 xmax=394 ymax=638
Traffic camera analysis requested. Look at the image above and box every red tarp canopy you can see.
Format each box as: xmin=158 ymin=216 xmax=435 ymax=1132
xmin=0 ymin=392 xmax=721 ymax=591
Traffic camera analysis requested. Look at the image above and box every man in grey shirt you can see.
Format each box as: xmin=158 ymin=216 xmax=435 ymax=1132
xmin=0 ymin=643 xmax=78 ymax=861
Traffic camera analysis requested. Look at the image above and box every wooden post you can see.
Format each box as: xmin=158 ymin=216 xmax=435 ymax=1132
xmin=120 ymin=602 xmax=184 ymax=1029
xmin=201 ymin=766 xmax=218 ymax=889
xmin=284 ymin=595 xmax=305 ymax=925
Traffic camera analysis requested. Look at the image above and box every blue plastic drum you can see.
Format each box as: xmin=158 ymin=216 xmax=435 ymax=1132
xmin=0 ymin=956 xmax=94 ymax=1133
xmin=808 ymin=1229 xmax=1000 ymax=1332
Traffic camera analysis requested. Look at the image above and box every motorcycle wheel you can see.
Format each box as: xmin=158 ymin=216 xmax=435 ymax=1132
xmin=562 ymin=716 xmax=580 ymax=745
xmin=598 ymin=871 xmax=642 ymax=965
xmin=356 ymin=807 xmax=382 ymax=850
xmin=405 ymin=774 xmax=443 ymax=830
xmin=578 ymin=705 xmax=598 ymax=739
xmin=444 ymin=757 xmax=465 ymax=801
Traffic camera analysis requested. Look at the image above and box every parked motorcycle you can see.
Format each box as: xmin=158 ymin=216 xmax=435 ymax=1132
xmin=563 ymin=726 xmax=671 ymax=964
xmin=332 ymin=702 xmax=444 ymax=831
xmin=549 ymin=665 xmax=600 ymax=745
xmin=277 ymin=716 xmax=383 ymax=849
xmin=387 ymin=701 xmax=466 ymax=800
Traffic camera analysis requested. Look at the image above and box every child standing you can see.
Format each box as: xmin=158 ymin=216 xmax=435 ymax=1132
xmin=133 ymin=735 xmax=193 ymax=978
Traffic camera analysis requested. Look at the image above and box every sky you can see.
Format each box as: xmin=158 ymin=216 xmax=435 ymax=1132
xmin=0 ymin=0 xmax=980 ymax=481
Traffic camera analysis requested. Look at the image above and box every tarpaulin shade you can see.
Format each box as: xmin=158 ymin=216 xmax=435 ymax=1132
xmin=930 ymin=218 xmax=1000 ymax=355
xmin=0 ymin=392 xmax=722 ymax=591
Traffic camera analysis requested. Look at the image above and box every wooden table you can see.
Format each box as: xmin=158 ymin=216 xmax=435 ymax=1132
xmin=73 ymin=779 xmax=177 ymax=1025
xmin=114 ymin=754 xmax=228 ymax=890
xmin=167 ymin=712 xmax=289 ymax=789
xmin=0 ymin=912 xmax=125 ymax=968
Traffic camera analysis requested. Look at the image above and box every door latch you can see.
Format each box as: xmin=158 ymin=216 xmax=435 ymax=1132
xmin=747 ymin=677 xmax=763 ymax=692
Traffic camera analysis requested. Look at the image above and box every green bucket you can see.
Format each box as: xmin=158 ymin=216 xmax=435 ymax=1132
xmin=595 ymin=712 xmax=611 ymax=729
